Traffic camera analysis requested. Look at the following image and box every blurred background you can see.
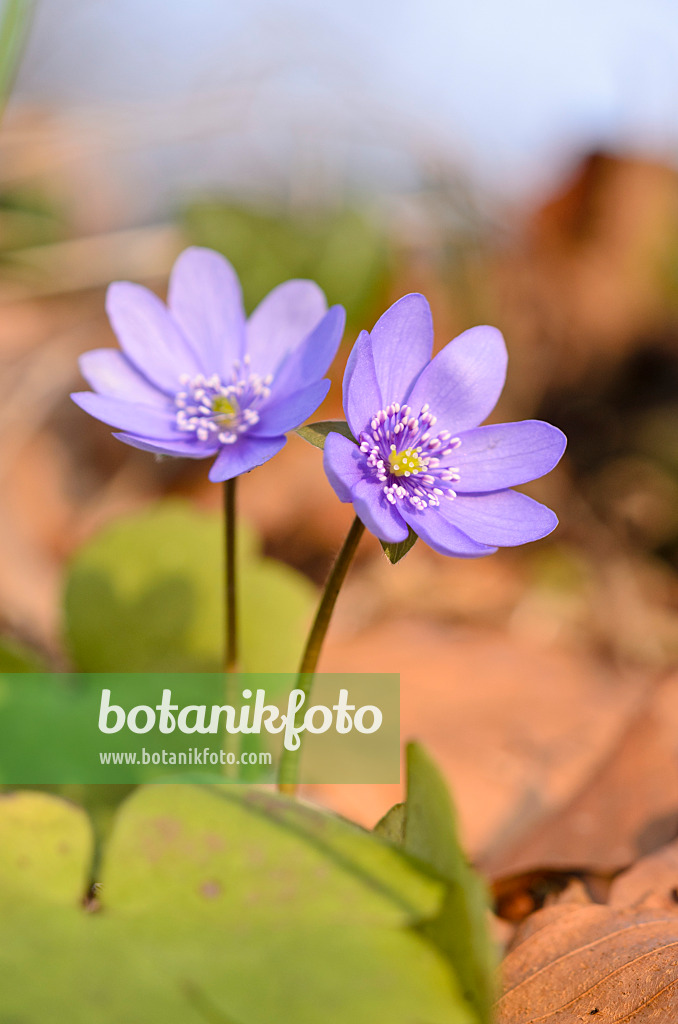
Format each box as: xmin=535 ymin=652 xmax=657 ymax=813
xmin=1 ymin=0 xmax=678 ymax=892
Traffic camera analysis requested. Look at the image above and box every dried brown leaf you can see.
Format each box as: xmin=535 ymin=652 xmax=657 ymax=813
xmin=307 ymin=624 xmax=648 ymax=844
xmin=482 ymin=673 xmax=678 ymax=880
xmin=497 ymin=902 xmax=678 ymax=1022
xmin=610 ymin=838 xmax=678 ymax=912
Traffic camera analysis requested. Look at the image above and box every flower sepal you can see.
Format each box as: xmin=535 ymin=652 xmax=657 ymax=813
xmin=296 ymin=420 xmax=356 ymax=450
xmin=297 ymin=419 xmax=417 ymax=563
xmin=381 ymin=526 xmax=418 ymax=564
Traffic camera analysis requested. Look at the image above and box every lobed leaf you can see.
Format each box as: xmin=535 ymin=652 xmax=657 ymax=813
xmin=0 ymin=791 xmax=92 ymax=906
xmin=378 ymin=744 xmax=497 ymax=1024
xmin=63 ymin=500 xmax=315 ymax=673
xmin=0 ymin=785 xmax=479 ymax=1023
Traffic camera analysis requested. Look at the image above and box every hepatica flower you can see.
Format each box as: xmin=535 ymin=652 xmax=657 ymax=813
xmin=323 ymin=294 xmax=566 ymax=557
xmin=72 ymin=247 xmax=345 ymax=480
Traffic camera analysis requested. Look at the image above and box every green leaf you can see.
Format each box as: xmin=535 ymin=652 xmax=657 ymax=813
xmin=99 ymin=785 xmax=476 ymax=1024
xmin=63 ymin=500 xmax=315 ymax=673
xmin=296 ymin=420 xmax=356 ymax=451
xmin=380 ymin=527 xmax=418 ymax=564
xmin=0 ymin=798 xmax=199 ymax=1023
xmin=373 ymin=802 xmax=406 ymax=844
xmin=0 ymin=903 xmax=204 ymax=1024
xmin=0 ymin=791 xmax=92 ymax=904
xmin=403 ymin=744 xmax=497 ymax=1024
xmin=0 ymin=786 xmax=480 ymax=1022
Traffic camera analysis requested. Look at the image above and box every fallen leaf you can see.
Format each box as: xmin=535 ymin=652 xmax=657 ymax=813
xmin=305 ymin=622 xmax=649 ymax=857
xmin=610 ymin=838 xmax=678 ymax=912
xmin=481 ymin=673 xmax=678 ymax=879
xmin=496 ymin=901 xmax=678 ymax=1022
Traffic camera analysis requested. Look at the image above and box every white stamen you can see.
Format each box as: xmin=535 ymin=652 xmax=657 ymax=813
xmin=357 ymin=399 xmax=460 ymax=511
xmin=174 ymin=367 xmax=273 ymax=446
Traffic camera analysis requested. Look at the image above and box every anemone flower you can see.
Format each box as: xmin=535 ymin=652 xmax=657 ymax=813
xmin=72 ymin=247 xmax=345 ymax=481
xmin=323 ymin=294 xmax=566 ymax=557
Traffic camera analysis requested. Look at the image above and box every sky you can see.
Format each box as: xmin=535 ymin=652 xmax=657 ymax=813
xmin=9 ymin=0 xmax=678 ymax=206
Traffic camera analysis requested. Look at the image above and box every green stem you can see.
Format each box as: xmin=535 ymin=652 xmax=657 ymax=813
xmin=224 ymin=476 xmax=238 ymax=673
xmin=278 ymin=515 xmax=365 ymax=794
xmin=223 ymin=477 xmax=240 ymax=779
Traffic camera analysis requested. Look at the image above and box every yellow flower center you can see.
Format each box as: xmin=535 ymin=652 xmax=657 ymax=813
xmin=212 ymin=395 xmax=238 ymax=421
xmin=388 ymin=446 xmax=426 ymax=477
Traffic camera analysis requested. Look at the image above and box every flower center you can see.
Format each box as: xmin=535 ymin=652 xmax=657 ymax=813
xmin=359 ymin=401 xmax=461 ymax=511
xmin=211 ymin=394 xmax=238 ymax=420
xmin=174 ymin=359 xmax=272 ymax=445
xmin=388 ymin=446 xmax=426 ymax=477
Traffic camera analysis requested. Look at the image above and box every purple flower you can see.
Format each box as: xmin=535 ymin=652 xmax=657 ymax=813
xmin=323 ymin=294 xmax=566 ymax=557
xmin=72 ymin=247 xmax=345 ymax=481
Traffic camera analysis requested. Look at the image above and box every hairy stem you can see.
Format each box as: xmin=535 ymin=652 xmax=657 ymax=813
xmin=224 ymin=477 xmax=238 ymax=673
xmin=223 ymin=477 xmax=240 ymax=778
xmin=277 ymin=515 xmax=365 ymax=794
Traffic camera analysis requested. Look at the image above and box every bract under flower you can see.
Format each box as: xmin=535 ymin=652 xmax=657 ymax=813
xmin=323 ymin=294 xmax=566 ymax=557
xmin=72 ymin=247 xmax=345 ymax=481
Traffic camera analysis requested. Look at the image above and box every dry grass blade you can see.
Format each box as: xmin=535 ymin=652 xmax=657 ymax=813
xmin=496 ymin=901 xmax=678 ymax=1022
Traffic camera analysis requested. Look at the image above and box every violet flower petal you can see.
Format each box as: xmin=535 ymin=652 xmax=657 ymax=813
xmin=327 ymin=294 xmax=565 ymax=559
xmin=79 ymin=349 xmax=163 ymax=405
xmin=71 ymin=392 xmax=179 ymax=439
xmin=106 ymin=282 xmax=202 ymax=393
xmin=342 ymin=330 xmax=382 ymax=437
xmin=407 ymin=325 xmax=508 ymax=435
xmin=370 ymin=293 xmax=433 ymax=404
xmin=76 ymin=246 xmax=342 ymax=481
xmin=323 ymin=433 xmax=408 ymax=542
xmin=352 ymin=478 xmax=409 ymax=543
xmin=441 ymin=489 xmax=558 ymax=546
xmin=454 ymin=420 xmax=567 ymax=493
xmin=323 ymin=431 xmax=365 ymax=502
xmin=268 ymin=306 xmax=345 ymax=403
xmin=113 ymin=433 xmax=220 ymax=459
xmin=167 ymin=247 xmax=246 ymax=377
xmin=252 ymin=379 xmax=330 ymax=437
xmin=400 ymin=504 xmax=498 ymax=558
xmin=246 ymin=279 xmax=327 ymax=377
xmin=208 ymin=434 xmax=287 ymax=482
